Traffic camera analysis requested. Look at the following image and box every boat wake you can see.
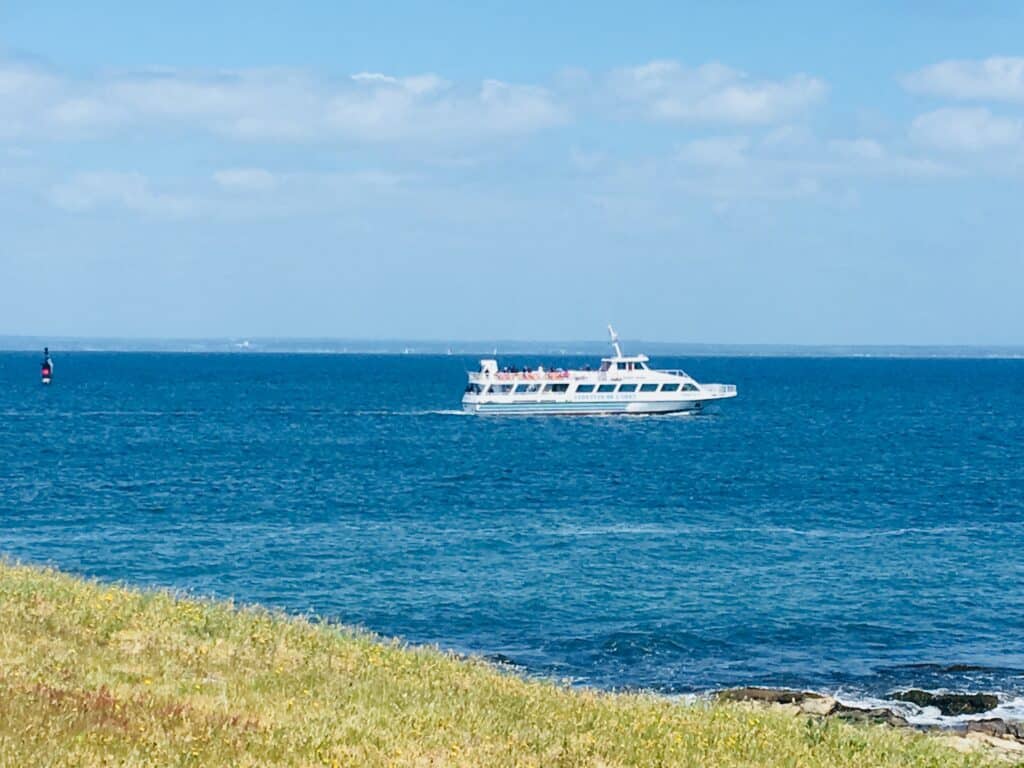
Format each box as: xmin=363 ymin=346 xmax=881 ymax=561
xmin=346 ymin=409 xmax=471 ymax=417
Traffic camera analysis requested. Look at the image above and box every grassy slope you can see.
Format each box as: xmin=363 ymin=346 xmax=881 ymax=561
xmin=0 ymin=562 xmax=1006 ymax=767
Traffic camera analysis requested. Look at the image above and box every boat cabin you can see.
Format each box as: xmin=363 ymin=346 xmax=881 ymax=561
xmin=600 ymin=354 xmax=649 ymax=373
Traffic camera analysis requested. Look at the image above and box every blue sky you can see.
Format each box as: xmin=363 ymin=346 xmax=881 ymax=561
xmin=2 ymin=1 xmax=1023 ymax=344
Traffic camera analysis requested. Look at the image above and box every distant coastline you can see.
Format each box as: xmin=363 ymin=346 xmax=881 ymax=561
xmin=2 ymin=335 xmax=1023 ymax=359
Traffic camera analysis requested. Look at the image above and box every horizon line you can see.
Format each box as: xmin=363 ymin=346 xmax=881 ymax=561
xmin=2 ymin=334 xmax=1024 ymax=359
xmin=2 ymin=332 xmax=1024 ymax=346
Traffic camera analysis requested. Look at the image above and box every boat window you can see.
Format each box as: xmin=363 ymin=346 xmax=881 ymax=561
xmin=640 ymin=383 xmax=658 ymax=392
xmin=599 ymin=361 xmax=610 ymax=372
xmin=617 ymin=362 xmax=627 ymax=370
xmin=514 ymin=384 xmax=530 ymax=393
xmin=661 ymin=383 xmax=680 ymax=392
xmin=515 ymin=383 xmax=541 ymax=394
xmin=618 ymin=383 xmax=637 ymax=392
xmin=544 ymin=383 xmax=569 ymax=393
xmin=488 ymin=383 xmax=514 ymax=394
xmin=465 ymin=383 xmax=482 ymax=394
xmin=575 ymin=384 xmax=595 ymax=393
xmin=682 ymin=383 xmax=699 ymax=392
xmin=597 ymin=384 xmax=616 ymax=393
xmin=634 ymin=362 xmax=647 ymax=370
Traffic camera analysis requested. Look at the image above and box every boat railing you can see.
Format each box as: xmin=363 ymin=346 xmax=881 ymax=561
xmin=468 ymin=370 xmax=573 ymax=383
xmin=700 ymin=383 xmax=737 ymax=395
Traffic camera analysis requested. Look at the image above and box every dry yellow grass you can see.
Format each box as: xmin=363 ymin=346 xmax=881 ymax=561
xmin=0 ymin=561 xmax=1010 ymax=767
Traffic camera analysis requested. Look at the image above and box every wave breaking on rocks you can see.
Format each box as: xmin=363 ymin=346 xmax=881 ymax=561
xmin=714 ymin=686 xmax=1024 ymax=756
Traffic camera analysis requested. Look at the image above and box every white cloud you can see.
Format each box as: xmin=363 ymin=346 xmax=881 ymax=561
xmin=48 ymin=172 xmax=197 ymax=216
xmin=48 ymin=97 xmax=118 ymax=127
xmin=42 ymin=167 xmax=415 ymax=218
xmin=0 ymin=62 xmax=64 ymax=138
xmin=825 ymin=137 xmax=952 ymax=177
xmin=325 ymin=76 xmax=566 ymax=141
xmin=676 ymin=167 xmax=821 ymax=206
xmin=678 ymin=136 xmax=750 ymax=168
xmin=605 ymin=60 xmax=826 ymax=124
xmin=910 ymin=108 xmax=1023 ymax=151
xmin=569 ymin=146 xmax=605 ymax=172
xmin=213 ymin=168 xmax=276 ymax=191
xmin=761 ymin=124 xmax=814 ymax=150
xmin=337 ymin=170 xmax=408 ymax=188
xmin=0 ymin=61 xmax=567 ymax=143
xmin=904 ymin=57 xmax=1024 ymax=103
xmin=2 ymin=56 xmax=826 ymax=145
xmin=351 ymin=72 xmax=446 ymax=95
xmin=0 ymin=62 xmax=55 ymax=95
xmin=828 ymin=138 xmax=885 ymax=160
xmin=654 ymin=131 xmax=953 ymax=208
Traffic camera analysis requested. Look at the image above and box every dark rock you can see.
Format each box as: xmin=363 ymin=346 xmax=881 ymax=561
xmin=892 ymin=689 xmax=999 ymax=716
xmin=966 ymin=719 xmax=1024 ymax=742
xmin=832 ymin=704 xmax=909 ymax=728
xmin=944 ymin=664 xmax=992 ymax=673
xmin=715 ymin=687 xmax=820 ymax=705
xmin=901 ymin=663 xmax=992 ymax=673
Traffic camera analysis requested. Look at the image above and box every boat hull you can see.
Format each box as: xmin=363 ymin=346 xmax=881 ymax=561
xmin=462 ymin=397 xmax=710 ymax=415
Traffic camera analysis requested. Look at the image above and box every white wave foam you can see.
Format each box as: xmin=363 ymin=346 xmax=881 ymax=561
xmin=346 ymin=409 xmax=470 ymax=416
xmin=834 ymin=690 xmax=1024 ymax=727
xmin=551 ymin=522 xmax=678 ymax=537
xmin=543 ymin=521 xmax=1024 ymax=541
xmin=0 ymin=409 xmax=202 ymax=418
xmin=341 ymin=408 xmax=707 ymax=419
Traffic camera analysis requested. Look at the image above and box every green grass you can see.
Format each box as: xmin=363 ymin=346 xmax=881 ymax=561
xmin=0 ymin=561 xmax=1009 ymax=767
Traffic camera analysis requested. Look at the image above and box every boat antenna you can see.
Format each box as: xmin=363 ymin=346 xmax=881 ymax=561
xmin=608 ymin=324 xmax=623 ymax=357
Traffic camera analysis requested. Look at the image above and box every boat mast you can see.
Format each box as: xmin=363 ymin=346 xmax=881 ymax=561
xmin=607 ymin=324 xmax=623 ymax=358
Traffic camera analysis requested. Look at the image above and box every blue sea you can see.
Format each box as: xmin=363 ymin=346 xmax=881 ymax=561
xmin=2 ymin=352 xmax=1023 ymax=723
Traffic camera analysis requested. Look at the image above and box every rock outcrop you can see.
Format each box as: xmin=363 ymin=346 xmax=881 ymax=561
xmin=716 ymin=687 xmax=811 ymax=705
xmin=715 ymin=687 xmax=837 ymax=716
xmin=715 ymin=686 xmax=1024 ymax=753
xmin=891 ymin=689 xmax=999 ymax=716
xmin=831 ymin=704 xmax=909 ymax=728
xmin=966 ymin=719 xmax=1024 ymax=741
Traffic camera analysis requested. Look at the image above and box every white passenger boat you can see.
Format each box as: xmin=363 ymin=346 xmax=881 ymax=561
xmin=462 ymin=327 xmax=737 ymax=415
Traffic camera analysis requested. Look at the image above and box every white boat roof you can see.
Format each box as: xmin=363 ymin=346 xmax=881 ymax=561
xmin=602 ymin=354 xmax=649 ymax=363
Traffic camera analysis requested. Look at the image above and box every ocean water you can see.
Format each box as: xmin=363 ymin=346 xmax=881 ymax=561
xmin=2 ymin=352 xmax=1023 ymax=723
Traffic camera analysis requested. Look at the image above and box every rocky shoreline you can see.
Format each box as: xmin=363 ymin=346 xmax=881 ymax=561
xmin=716 ymin=687 xmax=1024 ymax=757
xmin=479 ymin=653 xmax=1024 ymax=756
